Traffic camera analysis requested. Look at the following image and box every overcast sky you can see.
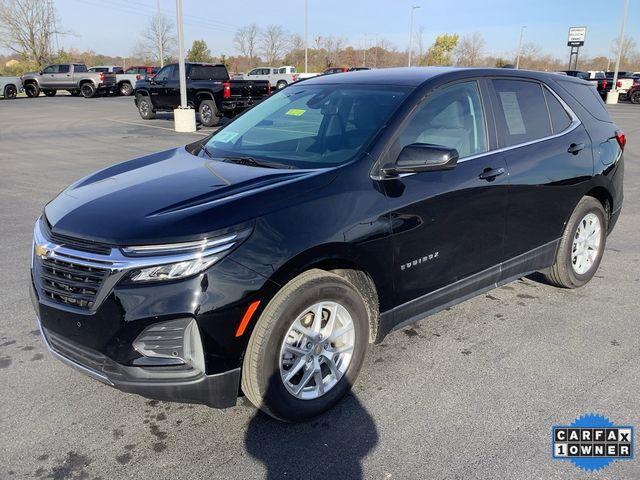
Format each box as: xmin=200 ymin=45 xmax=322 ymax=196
xmin=43 ymin=0 xmax=640 ymax=61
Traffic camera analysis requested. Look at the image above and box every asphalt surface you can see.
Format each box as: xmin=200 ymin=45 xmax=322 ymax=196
xmin=1 ymin=95 xmax=639 ymax=480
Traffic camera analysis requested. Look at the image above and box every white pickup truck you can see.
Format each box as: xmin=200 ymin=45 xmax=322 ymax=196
xmin=238 ymin=65 xmax=300 ymax=90
xmin=0 ymin=76 xmax=22 ymax=99
xmin=88 ymin=65 xmax=143 ymax=96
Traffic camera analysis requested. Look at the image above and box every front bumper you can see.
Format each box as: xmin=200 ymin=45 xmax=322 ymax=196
xmin=36 ymin=313 xmax=240 ymax=408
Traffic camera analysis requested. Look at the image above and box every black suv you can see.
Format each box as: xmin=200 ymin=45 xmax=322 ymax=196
xmin=31 ymin=68 xmax=625 ymax=422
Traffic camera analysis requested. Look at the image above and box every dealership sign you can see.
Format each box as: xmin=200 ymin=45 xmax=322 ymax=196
xmin=567 ymin=27 xmax=587 ymax=47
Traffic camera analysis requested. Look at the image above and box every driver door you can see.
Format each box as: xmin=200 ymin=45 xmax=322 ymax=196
xmin=148 ymin=64 xmax=174 ymax=108
xmin=381 ymin=80 xmax=508 ymax=314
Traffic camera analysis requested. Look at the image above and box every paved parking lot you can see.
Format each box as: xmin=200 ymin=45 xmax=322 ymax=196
xmin=1 ymin=95 xmax=639 ymax=479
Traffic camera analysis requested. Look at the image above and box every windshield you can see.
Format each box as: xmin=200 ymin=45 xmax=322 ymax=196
xmin=204 ymin=84 xmax=410 ymax=169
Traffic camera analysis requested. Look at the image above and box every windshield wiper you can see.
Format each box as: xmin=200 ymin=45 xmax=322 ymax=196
xmin=221 ymin=156 xmax=294 ymax=169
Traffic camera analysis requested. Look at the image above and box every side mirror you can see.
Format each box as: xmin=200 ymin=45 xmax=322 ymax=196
xmin=382 ymin=143 xmax=459 ymax=176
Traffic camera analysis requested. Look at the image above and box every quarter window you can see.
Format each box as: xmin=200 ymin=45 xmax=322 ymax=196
xmin=543 ymin=88 xmax=572 ymax=134
xmin=492 ymin=79 xmax=551 ymax=147
xmin=396 ymin=81 xmax=488 ymax=159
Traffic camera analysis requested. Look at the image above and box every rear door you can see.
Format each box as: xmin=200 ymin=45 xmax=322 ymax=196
xmin=383 ymin=79 xmax=508 ymax=312
xmin=488 ymin=78 xmax=594 ymax=277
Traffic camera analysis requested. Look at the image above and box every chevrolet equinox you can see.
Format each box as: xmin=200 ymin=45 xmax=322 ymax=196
xmin=30 ymin=68 xmax=625 ymax=421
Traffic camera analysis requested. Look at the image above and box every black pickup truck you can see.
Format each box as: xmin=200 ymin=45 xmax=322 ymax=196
xmin=134 ymin=63 xmax=271 ymax=127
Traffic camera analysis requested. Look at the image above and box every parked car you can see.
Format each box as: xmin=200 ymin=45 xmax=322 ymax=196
xmin=605 ymin=71 xmax=635 ymax=99
xmin=90 ymin=65 xmax=142 ymax=96
xmin=585 ymin=70 xmax=609 ymax=97
xmin=21 ymin=63 xmax=117 ymax=98
xmin=0 ymin=75 xmax=22 ymax=99
xmin=323 ymin=67 xmax=349 ymax=75
xmin=134 ymin=62 xmax=270 ymax=126
xmin=31 ymin=68 xmax=624 ymax=422
xmin=124 ymin=65 xmax=159 ymax=76
xmin=348 ymin=67 xmax=371 ymax=72
xmin=627 ymin=77 xmax=640 ymax=104
xmin=240 ymin=66 xmax=299 ymax=90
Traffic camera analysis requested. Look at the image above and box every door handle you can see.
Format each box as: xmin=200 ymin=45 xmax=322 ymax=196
xmin=478 ymin=167 xmax=505 ymax=181
xmin=567 ymin=143 xmax=585 ymax=154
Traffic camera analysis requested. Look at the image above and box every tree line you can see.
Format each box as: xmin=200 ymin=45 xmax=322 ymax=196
xmin=1 ymin=1 xmax=638 ymax=76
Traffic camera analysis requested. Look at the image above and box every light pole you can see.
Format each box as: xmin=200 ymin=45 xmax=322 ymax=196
xmin=157 ymin=0 xmax=164 ymax=67
xmin=304 ymin=0 xmax=308 ymax=73
xmin=173 ymin=0 xmax=195 ymax=132
xmin=611 ymin=0 xmax=629 ymax=97
xmin=515 ymin=26 xmax=526 ymax=69
xmin=408 ymin=5 xmax=420 ymax=67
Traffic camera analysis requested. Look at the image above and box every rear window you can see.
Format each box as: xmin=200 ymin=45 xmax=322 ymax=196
xmin=492 ymin=79 xmax=552 ymax=147
xmin=74 ymin=64 xmax=87 ymax=72
xmin=557 ymin=79 xmax=612 ymax=122
xmin=543 ymin=88 xmax=572 ymax=134
xmin=58 ymin=65 xmax=70 ymax=73
xmin=190 ymin=65 xmax=228 ymax=81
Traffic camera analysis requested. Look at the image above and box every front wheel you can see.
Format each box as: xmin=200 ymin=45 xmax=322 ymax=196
xmin=542 ymin=196 xmax=607 ymax=288
xmin=631 ymin=91 xmax=640 ymax=104
xmin=43 ymin=89 xmax=56 ymax=97
xmin=24 ymin=83 xmax=40 ymax=98
xmin=80 ymin=83 xmax=96 ymax=98
xmin=241 ymin=269 xmax=369 ymax=422
xmin=119 ymin=82 xmax=133 ymax=96
xmin=136 ymin=95 xmax=156 ymax=120
xmin=198 ymin=99 xmax=220 ymax=127
xmin=276 ymin=80 xmax=287 ymax=90
xmin=3 ymin=85 xmax=17 ymax=99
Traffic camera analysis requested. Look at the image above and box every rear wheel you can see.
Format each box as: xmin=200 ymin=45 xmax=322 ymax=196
xmin=80 ymin=82 xmax=96 ymax=98
xmin=24 ymin=83 xmax=40 ymax=98
xmin=3 ymin=84 xmax=17 ymax=99
xmin=631 ymin=91 xmax=640 ymax=104
xmin=43 ymin=89 xmax=57 ymax=97
xmin=542 ymin=196 xmax=607 ymax=288
xmin=276 ymin=80 xmax=287 ymax=90
xmin=119 ymin=82 xmax=133 ymax=96
xmin=241 ymin=269 xmax=369 ymax=422
xmin=198 ymin=99 xmax=220 ymax=127
xmin=136 ymin=95 xmax=156 ymax=120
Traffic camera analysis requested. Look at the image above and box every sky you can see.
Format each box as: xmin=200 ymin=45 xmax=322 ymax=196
xmin=40 ymin=0 xmax=640 ymax=63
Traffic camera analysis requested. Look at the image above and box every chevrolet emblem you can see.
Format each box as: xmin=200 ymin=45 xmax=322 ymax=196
xmin=34 ymin=244 xmax=50 ymax=258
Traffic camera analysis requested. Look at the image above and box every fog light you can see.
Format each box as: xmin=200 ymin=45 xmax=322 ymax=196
xmin=133 ymin=318 xmax=205 ymax=372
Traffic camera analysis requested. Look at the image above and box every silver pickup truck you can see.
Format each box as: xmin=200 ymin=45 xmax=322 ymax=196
xmin=0 ymin=76 xmax=22 ymax=99
xmin=21 ymin=63 xmax=117 ymax=98
xmin=88 ymin=65 xmax=143 ymax=96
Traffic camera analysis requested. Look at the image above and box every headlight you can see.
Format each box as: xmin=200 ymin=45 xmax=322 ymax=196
xmin=122 ymin=230 xmax=250 ymax=283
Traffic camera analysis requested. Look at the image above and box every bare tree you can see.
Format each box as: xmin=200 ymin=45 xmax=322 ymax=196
xmin=610 ymin=35 xmax=637 ymax=69
xmin=454 ymin=32 xmax=486 ymax=66
xmin=135 ymin=13 xmax=176 ymax=65
xmin=261 ymin=25 xmax=289 ymax=65
xmin=234 ymin=24 xmax=260 ymax=66
xmin=0 ymin=0 xmax=61 ymax=66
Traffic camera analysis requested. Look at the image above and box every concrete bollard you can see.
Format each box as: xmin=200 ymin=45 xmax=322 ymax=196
xmin=605 ymin=90 xmax=619 ymax=105
xmin=174 ymin=107 xmax=197 ymax=132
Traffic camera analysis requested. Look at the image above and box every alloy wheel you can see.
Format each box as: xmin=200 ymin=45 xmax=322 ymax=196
xmin=571 ymin=212 xmax=602 ymax=275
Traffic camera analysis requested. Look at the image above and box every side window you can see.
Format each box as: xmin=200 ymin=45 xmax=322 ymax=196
xmin=74 ymin=64 xmax=87 ymax=72
xmin=397 ymin=81 xmax=488 ymax=159
xmin=492 ymin=79 xmax=551 ymax=147
xmin=278 ymin=68 xmax=286 ymax=74
xmin=154 ymin=65 xmax=173 ymax=81
xmin=248 ymin=69 xmax=258 ymax=75
xmin=543 ymin=88 xmax=572 ymax=134
xmin=42 ymin=65 xmax=58 ymax=74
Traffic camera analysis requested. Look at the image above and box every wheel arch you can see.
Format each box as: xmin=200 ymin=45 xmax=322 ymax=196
xmin=195 ymin=91 xmax=215 ymax=109
xmin=585 ymin=186 xmax=613 ymax=225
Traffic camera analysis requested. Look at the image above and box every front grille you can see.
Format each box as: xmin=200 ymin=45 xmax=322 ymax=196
xmin=41 ymin=219 xmax=112 ymax=255
xmin=44 ymin=328 xmax=124 ymax=380
xmin=40 ymin=257 xmax=109 ymax=309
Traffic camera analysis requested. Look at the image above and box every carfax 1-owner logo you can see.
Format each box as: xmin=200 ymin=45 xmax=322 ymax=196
xmin=552 ymin=414 xmax=635 ymax=472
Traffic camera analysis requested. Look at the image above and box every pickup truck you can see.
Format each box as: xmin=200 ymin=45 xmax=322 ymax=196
xmin=0 ymin=75 xmax=22 ymax=99
xmin=627 ymin=78 xmax=640 ymax=104
xmin=134 ymin=62 xmax=271 ymax=127
xmin=21 ymin=63 xmax=117 ymax=98
xmin=88 ymin=65 xmax=142 ymax=96
xmin=605 ymin=71 xmax=635 ymax=99
xmin=238 ymin=66 xmax=299 ymax=90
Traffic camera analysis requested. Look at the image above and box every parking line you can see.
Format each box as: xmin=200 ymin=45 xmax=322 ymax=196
xmin=106 ymin=118 xmax=213 ymax=136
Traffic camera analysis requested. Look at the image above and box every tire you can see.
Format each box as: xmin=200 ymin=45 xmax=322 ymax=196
xmin=68 ymin=89 xmax=81 ymax=97
xmin=631 ymin=91 xmax=640 ymax=105
xmin=136 ymin=95 xmax=156 ymax=120
xmin=198 ymin=99 xmax=220 ymax=127
xmin=24 ymin=83 xmax=40 ymax=98
xmin=80 ymin=82 xmax=96 ymax=98
xmin=43 ymin=89 xmax=57 ymax=97
xmin=542 ymin=196 xmax=607 ymax=288
xmin=241 ymin=269 xmax=370 ymax=422
xmin=276 ymin=80 xmax=287 ymax=90
xmin=3 ymin=84 xmax=17 ymax=99
xmin=119 ymin=82 xmax=133 ymax=96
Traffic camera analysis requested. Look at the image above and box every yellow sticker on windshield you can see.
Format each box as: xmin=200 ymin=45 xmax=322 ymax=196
xmin=285 ymin=109 xmax=306 ymax=116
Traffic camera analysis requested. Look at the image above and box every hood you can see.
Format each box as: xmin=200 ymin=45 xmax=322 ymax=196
xmin=45 ymin=146 xmax=335 ymax=245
